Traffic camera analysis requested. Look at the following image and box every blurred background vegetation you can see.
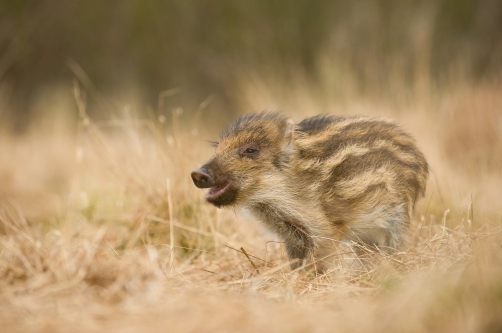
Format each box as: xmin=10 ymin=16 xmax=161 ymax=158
xmin=0 ymin=0 xmax=501 ymax=131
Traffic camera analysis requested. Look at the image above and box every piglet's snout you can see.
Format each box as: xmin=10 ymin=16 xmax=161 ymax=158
xmin=191 ymin=168 xmax=215 ymax=188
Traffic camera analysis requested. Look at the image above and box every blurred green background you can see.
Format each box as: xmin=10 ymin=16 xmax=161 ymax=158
xmin=1 ymin=0 xmax=501 ymax=130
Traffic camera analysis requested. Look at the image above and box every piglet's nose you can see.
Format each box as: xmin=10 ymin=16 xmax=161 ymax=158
xmin=191 ymin=168 xmax=215 ymax=188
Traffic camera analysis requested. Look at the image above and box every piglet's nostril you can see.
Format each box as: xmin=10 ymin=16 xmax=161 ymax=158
xmin=191 ymin=169 xmax=214 ymax=188
xmin=199 ymin=174 xmax=208 ymax=183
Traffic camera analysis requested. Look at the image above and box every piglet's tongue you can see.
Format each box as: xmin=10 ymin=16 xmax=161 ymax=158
xmin=209 ymin=181 xmax=229 ymax=195
xmin=209 ymin=185 xmax=223 ymax=195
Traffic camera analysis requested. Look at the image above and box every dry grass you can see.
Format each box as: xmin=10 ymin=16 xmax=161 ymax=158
xmin=1 ymin=82 xmax=502 ymax=333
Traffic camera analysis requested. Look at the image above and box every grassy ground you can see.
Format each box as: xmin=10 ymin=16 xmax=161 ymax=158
xmin=1 ymin=81 xmax=501 ymax=332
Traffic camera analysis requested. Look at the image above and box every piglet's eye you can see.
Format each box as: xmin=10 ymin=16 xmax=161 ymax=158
xmin=240 ymin=144 xmax=259 ymax=157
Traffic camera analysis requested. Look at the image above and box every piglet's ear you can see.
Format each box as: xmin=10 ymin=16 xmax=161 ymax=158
xmin=282 ymin=118 xmax=295 ymax=151
xmin=284 ymin=118 xmax=295 ymax=139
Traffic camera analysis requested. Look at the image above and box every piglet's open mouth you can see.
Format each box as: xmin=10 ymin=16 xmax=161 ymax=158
xmin=205 ymin=180 xmax=232 ymax=201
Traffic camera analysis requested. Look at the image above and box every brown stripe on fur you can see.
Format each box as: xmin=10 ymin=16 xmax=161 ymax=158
xmin=297 ymin=118 xmax=421 ymax=162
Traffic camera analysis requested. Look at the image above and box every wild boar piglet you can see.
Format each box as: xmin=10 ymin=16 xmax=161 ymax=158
xmin=191 ymin=112 xmax=428 ymax=271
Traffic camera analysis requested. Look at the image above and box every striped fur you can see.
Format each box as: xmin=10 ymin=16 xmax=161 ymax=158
xmin=194 ymin=112 xmax=428 ymax=271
